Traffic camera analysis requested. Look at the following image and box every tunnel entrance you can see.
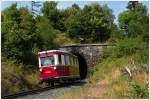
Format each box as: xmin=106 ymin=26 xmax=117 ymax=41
xmin=73 ymin=53 xmax=87 ymax=79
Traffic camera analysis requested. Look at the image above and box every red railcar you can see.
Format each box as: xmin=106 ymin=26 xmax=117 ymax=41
xmin=38 ymin=50 xmax=80 ymax=85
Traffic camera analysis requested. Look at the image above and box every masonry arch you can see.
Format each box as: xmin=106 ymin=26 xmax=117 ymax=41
xmin=72 ymin=53 xmax=87 ymax=79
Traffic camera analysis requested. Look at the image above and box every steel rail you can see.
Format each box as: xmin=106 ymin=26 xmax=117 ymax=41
xmin=1 ymin=81 xmax=84 ymax=99
xmin=2 ymin=86 xmax=54 ymax=99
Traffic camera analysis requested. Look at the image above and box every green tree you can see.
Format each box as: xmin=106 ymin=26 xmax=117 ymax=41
xmin=41 ymin=1 xmax=60 ymax=29
xmin=35 ymin=16 xmax=58 ymax=50
xmin=57 ymin=3 xmax=80 ymax=32
xmin=2 ymin=4 xmax=37 ymax=64
xmin=65 ymin=3 xmax=115 ymax=43
xmin=119 ymin=1 xmax=148 ymax=41
xmin=127 ymin=1 xmax=138 ymax=11
xmin=72 ymin=3 xmax=80 ymax=10
xmin=108 ymin=24 xmax=123 ymax=44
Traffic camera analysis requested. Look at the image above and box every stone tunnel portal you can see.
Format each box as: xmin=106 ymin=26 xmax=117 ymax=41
xmin=73 ymin=53 xmax=87 ymax=79
xmin=59 ymin=44 xmax=109 ymax=79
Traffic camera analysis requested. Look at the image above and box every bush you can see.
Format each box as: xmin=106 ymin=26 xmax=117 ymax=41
xmin=103 ymin=37 xmax=148 ymax=64
xmin=1 ymin=57 xmax=41 ymax=96
xmin=24 ymin=71 xmax=40 ymax=88
xmin=1 ymin=59 xmax=26 ymax=95
xmin=54 ymin=31 xmax=78 ymax=46
xmin=88 ymin=67 xmax=98 ymax=76
xmin=134 ymin=44 xmax=148 ymax=65
xmin=131 ymin=82 xmax=148 ymax=99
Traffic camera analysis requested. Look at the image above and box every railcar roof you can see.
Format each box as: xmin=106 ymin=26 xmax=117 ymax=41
xmin=38 ymin=50 xmax=77 ymax=57
xmin=38 ymin=50 xmax=67 ymax=53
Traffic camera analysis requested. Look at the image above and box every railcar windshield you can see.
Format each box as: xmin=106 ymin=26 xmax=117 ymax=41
xmin=40 ymin=56 xmax=54 ymax=67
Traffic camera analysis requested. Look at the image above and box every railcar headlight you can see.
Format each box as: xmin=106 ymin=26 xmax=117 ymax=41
xmin=54 ymin=67 xmax=56 ymax=70
xmin=40 ymin=68 xmax=42 ymax=72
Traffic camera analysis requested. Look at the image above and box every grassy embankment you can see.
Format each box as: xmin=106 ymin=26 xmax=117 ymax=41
xmin=1 ymin=32 xmax=77 ymax=96
xmin=58 ymin=38 xmax=149 ymax=99
xmin=1 ymin=36 xmax=148 ymax=99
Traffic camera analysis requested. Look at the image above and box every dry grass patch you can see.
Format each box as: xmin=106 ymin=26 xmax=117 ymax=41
xmin=103 ymin=75 xmax=131 ymax=99
xmin=58 ymin=87 xmax=88 ymax=99
xmin=132 ymin=71 xmax=148 ymax=86
xmin=87 ymin=79 xmax=109 ymax=98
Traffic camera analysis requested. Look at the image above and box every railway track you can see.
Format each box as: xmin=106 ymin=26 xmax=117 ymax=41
xmin=2 ymin=86 xmax=57 ymax=99
xmin=2 ymin=80 xmax=85 ymax=99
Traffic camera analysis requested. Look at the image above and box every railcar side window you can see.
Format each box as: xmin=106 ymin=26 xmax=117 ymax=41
xmin=70 ymin=56 xmax=74 ymax=66
xmin=74 ymin=58 xmax=77 ymax=66
xmin=66 ymin=55 xmax=70 ymax=65
xmin=69 ymin=56 xmax=72 ymax=66
xmin=72 ymin=57 xmax=74 ymax=66
xmin=58 ymin=54 xmax=62 ymax=65
xmin=54 ymin=54 xmax=59 ymax=65
xmin=76 ymin=59 xmax=79 ymax=67
xmin=73 ymin=57 xmax=76 ymax=66
xmin=40 ymin=56 xmax=54 ymax=66
xmin=64 ymin=55 xmax=67 ymax=65
xmin=61 ymin=55 xmax=65 ymax=65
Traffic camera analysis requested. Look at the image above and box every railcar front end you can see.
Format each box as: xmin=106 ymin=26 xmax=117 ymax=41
xmin=38 ymin=50 xmax=80 ymax=84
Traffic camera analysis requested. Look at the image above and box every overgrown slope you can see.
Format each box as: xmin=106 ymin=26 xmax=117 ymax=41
xmin=59 ymin=37 xmax=149 ymax=99
xmin=1 ymin=1 xmax=148 ymax=98
xmin=1 ymin=57 xmax=46 ymax=96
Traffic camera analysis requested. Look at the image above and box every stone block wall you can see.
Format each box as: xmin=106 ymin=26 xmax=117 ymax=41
xmin=59 ymin=44 xmax=108 ymax=69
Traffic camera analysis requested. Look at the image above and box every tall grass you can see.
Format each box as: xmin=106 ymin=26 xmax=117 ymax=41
xmin=1 ymin=57 xmax=41 ymax=96
xmin=59 ymin=37 xmax=148 ymax=99
xmin=103 ymin=37 xmax=148 ymax=65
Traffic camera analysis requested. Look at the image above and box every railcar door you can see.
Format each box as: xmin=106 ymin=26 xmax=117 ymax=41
xmin=56 ymin=54 xmax=69 ymax=76
xmin=64 ymin=55 xmax=70 ymax=76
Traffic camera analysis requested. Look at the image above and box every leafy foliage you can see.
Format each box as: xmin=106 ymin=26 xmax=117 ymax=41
xmin=1 ymin=1 xmax=149 ymax=99
xmin=2 ymin=4 xmax=37 ymax=64
xmin=2 ymin=57 xmax=27 ymax=95
xmin=131 ymin=81 xmax=148 ymax=99
xmin=35 ymin=16 xmax=59 ymax=50
xmin=119 ymin=1 xmax=148 ymax=41
xmin=41 ymin=1 xmax=60 ymax=29
xmin=103 ymin=37 xmax=148 ymax=65
xmin=66 ymin=3 xmax=115 ymax=43
xmin=1 ymin=56 xmax=42 ymax=96
xmin=1 ymin=4 xmax=59 ymax=64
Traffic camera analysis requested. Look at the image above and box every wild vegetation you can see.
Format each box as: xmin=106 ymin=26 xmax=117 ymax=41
xmin=60 ymin=40 xmax=148 ymax=98
xmin=1 ymin=1 xmax=149 ymax=98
